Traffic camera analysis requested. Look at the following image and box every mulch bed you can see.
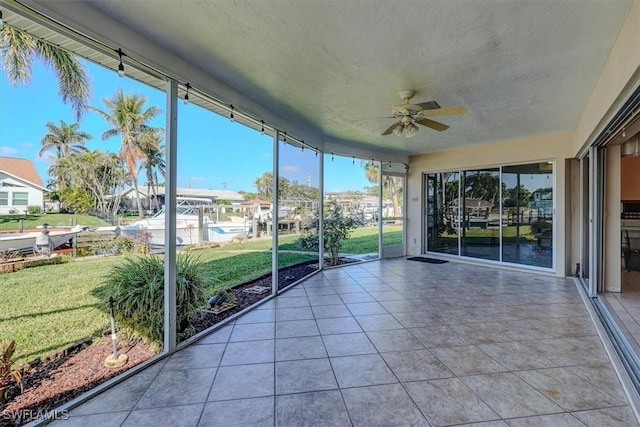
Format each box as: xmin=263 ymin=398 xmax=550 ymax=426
xmin=0 ymin=259 xmax=332 ymax=426
xmin=190 ymin=260 xmax=319 ymax=332
xmin=1 ymin=336 xmax=153 ymax=427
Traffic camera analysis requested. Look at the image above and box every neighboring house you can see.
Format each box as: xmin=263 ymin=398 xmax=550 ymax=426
xmin=530 ymin=187 xmax=553 ymax=218
xmin=0 ymin=157 xmax=48 ymax=215
xmin=117 ymin=186 xmax=245 ymax=212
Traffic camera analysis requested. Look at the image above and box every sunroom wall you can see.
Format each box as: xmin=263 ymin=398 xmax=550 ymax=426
xmin=407 ymin=130 xmax=574 ymax=277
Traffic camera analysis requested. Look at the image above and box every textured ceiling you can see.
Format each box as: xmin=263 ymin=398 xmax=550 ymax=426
xmin=17 ymin=0 xmax=634 ymax=157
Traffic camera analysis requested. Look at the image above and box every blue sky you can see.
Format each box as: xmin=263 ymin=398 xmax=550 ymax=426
xmin=0 ymin=58 xmax=373 ymax=193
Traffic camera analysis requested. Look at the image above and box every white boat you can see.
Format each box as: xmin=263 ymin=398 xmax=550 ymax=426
xmin=0 ymin=225 xmax=84 ymax=256
xmin=206 ymin=222 xmax=252 ymax=243
xmin=120 ymin=204 xmax=251 ymax=247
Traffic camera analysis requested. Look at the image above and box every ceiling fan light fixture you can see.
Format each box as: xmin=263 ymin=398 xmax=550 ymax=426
xmin=392 ymin=124 xmax=404 ymax=136
xmin=405 ymin=122 xmax=419 ymax=138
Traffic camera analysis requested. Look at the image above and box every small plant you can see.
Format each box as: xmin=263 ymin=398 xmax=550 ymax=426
xmin=1 ymin=340 xmax=22 ymax=404
xmin=133 ymin=229 xmax=152 ymax=254
xmin=114 ymin=237 xmax=135 ymax=254
xmin=298 ymin=200 xmax=357 ymax=266
xmin=94 ymin=253 xmax=210 ymax=344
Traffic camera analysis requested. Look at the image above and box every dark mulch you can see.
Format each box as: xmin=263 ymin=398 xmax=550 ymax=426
xmin=190 ymin=260 xmax=319 ymax=333
xmin=0 ymin=259 xmax=329 ymax=426
xmin=1 ymin=336 xmax=154 ymax=427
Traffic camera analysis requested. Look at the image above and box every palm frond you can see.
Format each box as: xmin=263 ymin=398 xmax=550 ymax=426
xmin=0 ymin=25 xmax=35 ymax=85
xmin=35 ymin=40 xmax=91 ymax=120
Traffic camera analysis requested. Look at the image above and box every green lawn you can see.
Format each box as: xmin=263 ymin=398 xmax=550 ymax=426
xmin=0 ymin=213 xmax=110 ymax=231
xmin=1 ymin=223 xmax=402 ymax=365
xmin=0 ymin=257 xmax=115 ymax=365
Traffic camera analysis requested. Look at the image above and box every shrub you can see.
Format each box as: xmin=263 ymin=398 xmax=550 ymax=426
xmin=94 ymin=253 xmax=210 ymax=344
xmin=26 ymin=205 xmax=41 ymax=215
xmin=298 ymin=200 xmax=357 ymax=266
xmin=1 ymin=340 xmax=22 ymax=404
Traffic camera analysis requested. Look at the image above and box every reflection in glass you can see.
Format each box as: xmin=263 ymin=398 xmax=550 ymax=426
xmin=502 ymin=163 xmax=553 ymax=268
xmin=426 ymin=172 xmax=460 ymax=255
xmin=460 ymin=169 xmax=500 ymax=261
xmin=425 ymin=164 xmax=553 ymax=269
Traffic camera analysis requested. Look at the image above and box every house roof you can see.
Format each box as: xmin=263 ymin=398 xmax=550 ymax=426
xmin=0 ymin=157 xmax=45 ymax=188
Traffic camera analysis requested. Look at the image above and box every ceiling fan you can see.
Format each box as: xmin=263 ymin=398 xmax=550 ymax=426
xmin=381 ymin=90 xmax=467 ymax=137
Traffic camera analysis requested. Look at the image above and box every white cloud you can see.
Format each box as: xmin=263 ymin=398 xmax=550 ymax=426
xmin=282 ymin=166 xmax=300 ymax=174
xmin=20 ymin=141 xmax=34 ymax=149
xmin=0 ymin=146 xmax=19 ymax=156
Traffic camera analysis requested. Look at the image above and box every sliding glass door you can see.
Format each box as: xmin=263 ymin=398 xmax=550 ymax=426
xmin=424 ymin=162 xmax=554 ymax=269
xmin=425 ymin=172 xmax=460 ymax=255
xmin=502 ymin=164 xmax=553 ymax=268
xmin=460 ymin=168 xmax=500 ymax=261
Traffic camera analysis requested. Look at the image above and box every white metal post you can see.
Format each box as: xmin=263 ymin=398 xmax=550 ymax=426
xmin=319 ymin=151 xmax=324 ymax=269
xmin=164 ymin=79 xmax=178 ymax=353
xmin=272 ymin=131 xmax=279 ymax=295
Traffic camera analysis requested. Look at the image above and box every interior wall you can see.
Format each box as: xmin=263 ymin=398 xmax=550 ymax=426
xmin=407 ymin=131 xmax=574 ymax=276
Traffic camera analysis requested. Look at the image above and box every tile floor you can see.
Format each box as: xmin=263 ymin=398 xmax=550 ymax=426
xmin=51 ymin=259 xmax=638 ymax=426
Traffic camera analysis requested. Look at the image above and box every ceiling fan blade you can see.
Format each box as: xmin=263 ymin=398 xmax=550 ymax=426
xmin=417 ymin=101 xmax=441 ymax=111
xmin=382 ymin=122 xmax=401 ymax=135
xmin=416 ymin=117 xmax=449 ymax=132
xmin=418 ymin=106 xmax=467 ymax=117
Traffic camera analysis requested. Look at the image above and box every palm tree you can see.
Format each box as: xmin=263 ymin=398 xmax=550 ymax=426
xmin=140 ymin=137 xmax=166 ymax=211
xmin=254 ymin=171 xmax=273 ymax=200
xmin=90 ymin=89 xmax=162 ymax=217
xmin=1 ymin=25 xmax=90 ymax=119
xmin=364 ymin=163 xmax=402 ymax=217
xmin=40 ymin=120 xmax=92 ymax=159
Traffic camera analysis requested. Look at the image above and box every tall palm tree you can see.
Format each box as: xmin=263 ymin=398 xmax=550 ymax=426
xmin=90 ymin=89 xmax=162 ymax=217
xmin=1 ymin=25 xmax=90 ymax=120
xmin=40 ymin=120 xmax=92 ymax=159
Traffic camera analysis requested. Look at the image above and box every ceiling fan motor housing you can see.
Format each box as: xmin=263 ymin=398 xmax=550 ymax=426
xmin=399 ymin=90 xmax=416 ymax=101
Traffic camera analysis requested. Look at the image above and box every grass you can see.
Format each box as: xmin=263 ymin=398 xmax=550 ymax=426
xmin=0 ymin=257 xmax=115 ymax=365
xmin=0 ymin=213 xmax=110 ymax=231
xmin=0 ymin=223 xmax=402 ymax=365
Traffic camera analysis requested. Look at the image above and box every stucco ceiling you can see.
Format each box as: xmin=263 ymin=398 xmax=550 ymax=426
xmin=12 ymin=0 xmax=635 ymax=158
